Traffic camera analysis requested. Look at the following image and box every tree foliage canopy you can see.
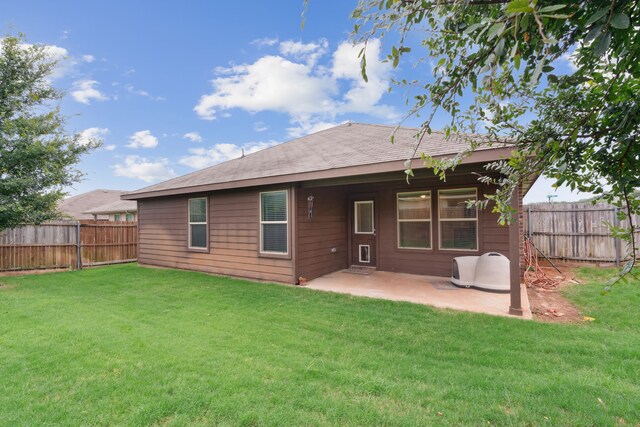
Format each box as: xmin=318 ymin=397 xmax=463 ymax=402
xmin=0 ymin=35 xmax=97 ymax=230
xmin=351 ymin=0 xmax=640 ymax=266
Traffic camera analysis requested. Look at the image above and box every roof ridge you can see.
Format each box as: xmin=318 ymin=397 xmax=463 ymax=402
xmin=347 ymin=121 xmax=454 ymax=137
xmin=63 ymin=188 xmax=123 ymax=200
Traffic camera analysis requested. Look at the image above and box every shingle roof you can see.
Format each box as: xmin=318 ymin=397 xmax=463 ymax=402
xmin=123 ymin=122 xmax=510 ymax=199
xmin=83 ymin=199 xmax=137 ymax=215
xmin=58 ymin=189 xmax=131 ymax=220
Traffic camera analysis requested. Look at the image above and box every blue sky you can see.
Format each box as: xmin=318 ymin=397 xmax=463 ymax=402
xmin=3 ymin=1 xmax=590 ymax=203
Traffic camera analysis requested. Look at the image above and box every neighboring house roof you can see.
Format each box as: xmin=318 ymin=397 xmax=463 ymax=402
xmin=123 ymin=122 xmax=513 ymax=200
xmin=58 ymin=189 xmax=133 ymax=220
xmin=83 ymin=200 xmax=138 ymax=215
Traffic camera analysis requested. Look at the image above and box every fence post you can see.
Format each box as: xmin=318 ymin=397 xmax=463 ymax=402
xmin=76 ymin=221 xmax=82 ymax=270
xmin=613 ymin=207 xmax=621 ymax=267
xmin=527 ymin=206 xmax=532 ymax=239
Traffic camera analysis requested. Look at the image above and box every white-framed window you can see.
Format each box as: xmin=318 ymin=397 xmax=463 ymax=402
xmin=114 ymin=214 xmax=121 ymax=222
xmin=125 ymin=213 xmax=134 ymax=221
xmin=438 ymin=188 xmax=478 ymax=251
xmin=354 ymin=201 xmax=374 ymax=234
xmin=397 ymin=191 xmax=432 ymax=249
xmin=260 ymin=190 xmax=288 ymax=254
xmin=188 ymin=197 xmax=208 ymax=250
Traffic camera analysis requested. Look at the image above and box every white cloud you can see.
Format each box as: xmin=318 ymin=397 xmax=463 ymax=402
xmin=253 ymin=122 xmax=268 ymax=132
xmin=124 ymin=84 xmax=165 ymax=101
xmin=127 ymin=130 xmax=158 ymax=149
xmin=78 ymin=127 xmax=109 ymax=146
xmin=179 ymin=141 xmax=279 ymax=169
xmin=82 ymin=54 xmax=95 ymax=63
xmin=331 ymin=40 xmax=395 ymax=118
xmin=279 ymin=39 xmax=328 ymax=66
xmin=194 ymin=55 xmax=337 ymax=120
xmin=561 ymin=51 xmax=579 ymax=72
xmin=183 ymin=131 xmax=203 ymax=142
xmin=251 ymin=37 xmax=279 ymax=47
xmin=71 ymin=80 xmax=109 ymax=104
xmin=104 ymin=144 xmax=116 ymax=151
xmin=14 ymin=42 xmax=72 ymax=79
xmin=41 ymin=44 xmax=68 ymax=61
xmin=194 ymin=38 xmax=396 ymax=137
xmin=113 ymin=155 xmax=176 ymax=183
xmin=286 ymin=120 xmax=341 ymax=139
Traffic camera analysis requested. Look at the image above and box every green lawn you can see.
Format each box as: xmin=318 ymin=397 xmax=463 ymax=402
xmin=1 ymin=265 xmax=639 ymax=426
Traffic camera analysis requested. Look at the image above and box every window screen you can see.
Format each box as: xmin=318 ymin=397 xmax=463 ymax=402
xmin=438 ymin=189 xmax=478 ymax=250
xmin=189 ymin=198 xmax=207 ymax=249
xmin=397 ymin=191 xmax=431 ymax=249
xmin=260 ymin=191 xmax=288 ymax=254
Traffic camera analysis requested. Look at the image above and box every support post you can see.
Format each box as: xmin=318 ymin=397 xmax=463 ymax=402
xmin=614 ymin=207 xmax=621 ymax=267
xmin=509 ymin=186 xmax=523 ymax=316
xmin=76 ymin=221 xmax=82 ymax=270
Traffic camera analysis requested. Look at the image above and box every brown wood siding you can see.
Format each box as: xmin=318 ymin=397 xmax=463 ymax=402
xmin=137 ymin=165 xmax=515 ymax=283
xmin=138 ymin=189 xmax=294 ymax=283
xmin=296 ymin=168 xmax=512 ymax=278
xmin=296 ymin=187 xmax=348 ymax=280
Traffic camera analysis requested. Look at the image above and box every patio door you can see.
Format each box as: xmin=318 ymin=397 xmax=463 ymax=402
xmin=351 ymin=200 xmax=376 ymax=267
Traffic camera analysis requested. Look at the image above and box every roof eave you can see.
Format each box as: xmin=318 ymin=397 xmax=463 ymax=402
xmin=122 ymin=147 xmax=515 ymax=200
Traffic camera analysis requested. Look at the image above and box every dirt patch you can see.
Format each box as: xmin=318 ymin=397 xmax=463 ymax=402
xmin=526 ymin=262 xmax=586 ymax=323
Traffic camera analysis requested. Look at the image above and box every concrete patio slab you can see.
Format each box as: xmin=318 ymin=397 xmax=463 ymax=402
xmin=305 ymin=270 xmax=532 ymax=319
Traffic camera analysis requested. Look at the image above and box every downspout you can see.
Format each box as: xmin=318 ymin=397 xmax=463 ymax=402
xmin=290 ymin=184 xmax=299 ymax=285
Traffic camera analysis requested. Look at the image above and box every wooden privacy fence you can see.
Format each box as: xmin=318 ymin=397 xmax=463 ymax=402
xmin=0 ymin=221 xmax=137 ymax=272
xmin=524 ymin=203 xmax=640 ymax=264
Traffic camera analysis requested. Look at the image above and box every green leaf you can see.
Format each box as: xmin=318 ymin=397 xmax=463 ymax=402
xmin=585 ymin=24 xmax=603 ymax=43
xmin=529 ymin=57 xmax=545 ymax=86
xmin=514 ymin=54 xmax=521 ymax=70
xmin=594 ymin=32 xmax=611 ymax=57
xmin=506 ymin=0 xmax=533 ymax=13
xmin=539 ymin=14 xmax=573 ymax=19
xmin=464 ymin=23 xmax=483 ymax=34
xmin=610 ymin=12 xmax=630 ymax=29
xmin=585 ymin=7 xmax=609 ymax=26
xmin=510 ymin=42 xmax=518 ymax=59
xmin=538 ymin=4 xmax=566 ymax=13
xmin=487 ymin=22 xmax=506 ymax=40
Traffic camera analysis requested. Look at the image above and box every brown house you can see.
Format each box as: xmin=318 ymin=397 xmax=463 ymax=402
xmin=123 ymin=123 xmax=535 ymax=315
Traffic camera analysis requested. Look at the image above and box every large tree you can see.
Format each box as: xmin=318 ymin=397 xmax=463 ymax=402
xmin=349 ymin=0 xmax=639 ymax=272
xmin=0 ymin=35 xmax=97 ymax=230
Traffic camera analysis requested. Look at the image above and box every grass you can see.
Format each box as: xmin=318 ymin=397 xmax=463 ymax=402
xmin=0 ymin=264 xmax=639 ymax=426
